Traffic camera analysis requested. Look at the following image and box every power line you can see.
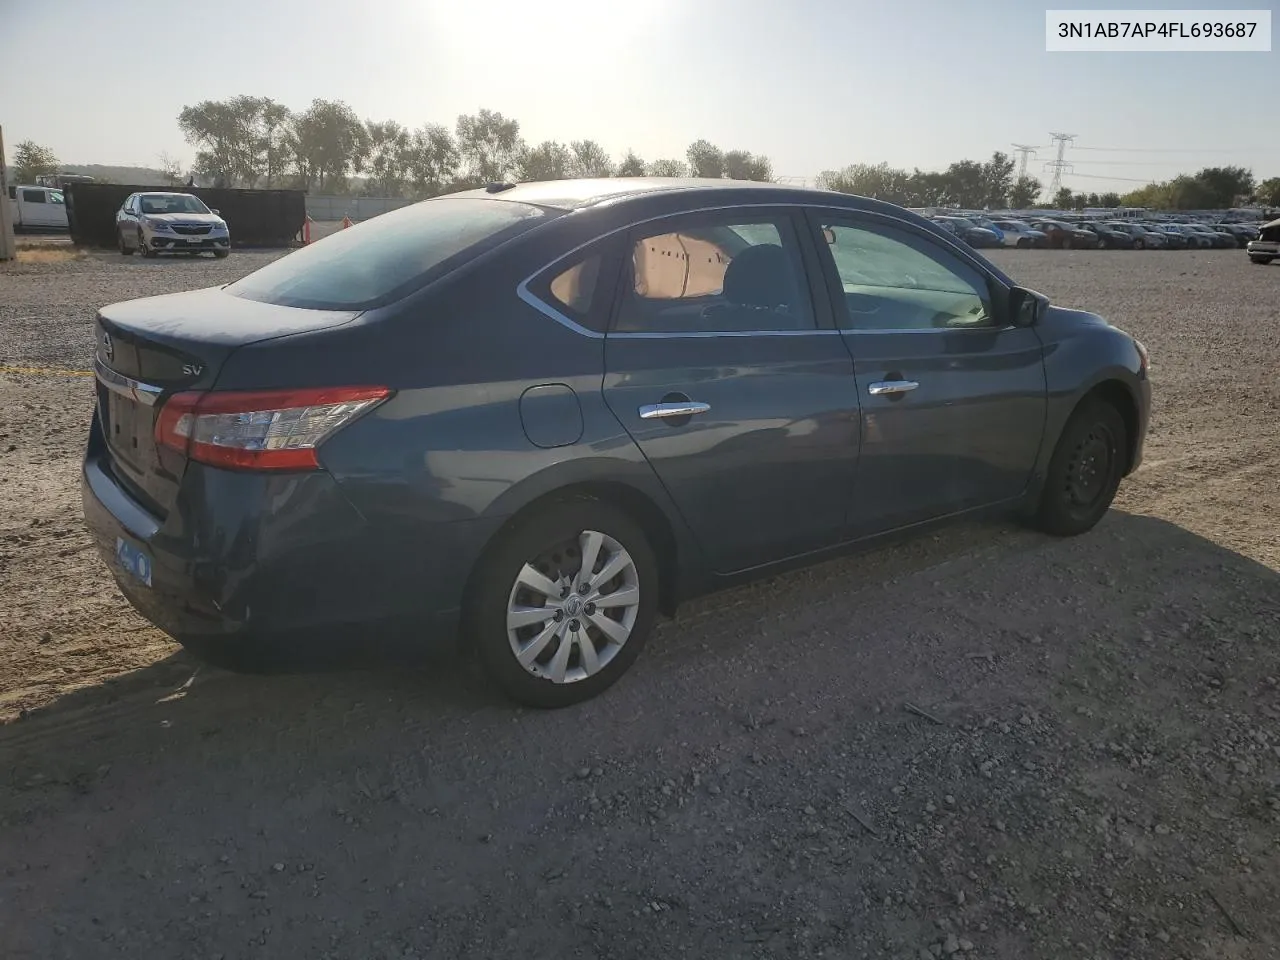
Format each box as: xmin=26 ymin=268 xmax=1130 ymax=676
xmin=1073 ymin=146 xmax=1243 ymax=153
xmin=1066 ymin=171 xmax=1156 ymax=183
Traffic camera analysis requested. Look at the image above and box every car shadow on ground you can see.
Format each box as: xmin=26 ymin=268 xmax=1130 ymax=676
xmin=2 ymin=509 xmax=1276 ymax=761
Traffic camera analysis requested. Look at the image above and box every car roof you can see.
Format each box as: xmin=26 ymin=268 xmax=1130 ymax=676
xmin=446 ymin=177 xmax=804 ymax=211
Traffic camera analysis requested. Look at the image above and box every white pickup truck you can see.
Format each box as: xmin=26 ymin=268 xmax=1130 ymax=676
xmin=6 ymin=184 xmax=69 ymax=231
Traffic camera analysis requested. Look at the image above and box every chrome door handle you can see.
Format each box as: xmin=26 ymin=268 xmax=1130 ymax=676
xmin=868 ymin=380 xmax=919 ymax=396
xmin=639 ymin=401 xmax=711 ymax=420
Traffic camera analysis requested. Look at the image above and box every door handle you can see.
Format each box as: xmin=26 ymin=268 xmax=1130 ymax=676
xmin=639 ymin=401 xmax=711 ymax=420
xmin=868 ymin=380 xmax=919 ymax=396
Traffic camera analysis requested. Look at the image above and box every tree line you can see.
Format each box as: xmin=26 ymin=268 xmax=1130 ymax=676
xmin=816 ymin=157 xmax=1280 ymax=210
xmin=172 ymin=96 xmax=772 ymax=196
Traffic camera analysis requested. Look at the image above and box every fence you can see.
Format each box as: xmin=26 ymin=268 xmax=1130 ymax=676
xmin=304 ymin=195 xmax=417 ymax=222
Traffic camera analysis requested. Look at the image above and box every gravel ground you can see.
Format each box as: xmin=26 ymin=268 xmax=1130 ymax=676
xmin=1 ymin=248 xmax=1278 ymax=960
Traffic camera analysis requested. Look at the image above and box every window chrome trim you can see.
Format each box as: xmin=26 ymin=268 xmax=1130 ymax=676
xmin=516 ymin=201 xmax=997 ymax=340
xmin=93 ymin=355 xmax=163 ymax=406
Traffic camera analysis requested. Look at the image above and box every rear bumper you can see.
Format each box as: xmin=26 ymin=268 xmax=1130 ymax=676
xmin=80 ymin=430 xmax=499 ymax=658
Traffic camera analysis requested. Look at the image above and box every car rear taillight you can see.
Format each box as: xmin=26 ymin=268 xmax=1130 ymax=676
xmin=155 ymin=386 xmax=391 ymax=471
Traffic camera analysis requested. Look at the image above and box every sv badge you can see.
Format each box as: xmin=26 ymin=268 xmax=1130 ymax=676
xmin=182 ymin=363 xmax=204 ymax=377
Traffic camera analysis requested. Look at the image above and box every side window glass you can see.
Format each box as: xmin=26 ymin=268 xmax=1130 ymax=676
xmin=819 ymin=221 xmax=994 ymax=331
xmin=22 ymin=189 xmax=47 ymax=204
xmin=50 ymin=191 xmax=65 ymax=205
xmin=614 ymin=217 xmax=814 ymax=333
xmin=548 ymin=254 xmax=601 ymax=317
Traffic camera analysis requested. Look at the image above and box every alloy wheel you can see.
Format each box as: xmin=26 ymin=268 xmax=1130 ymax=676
xmin=505 ymin=529 xmax=641 ymax=684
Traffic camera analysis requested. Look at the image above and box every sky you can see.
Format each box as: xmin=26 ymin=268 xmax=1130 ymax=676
xmin=1 ymin=0 xmax=1276 ymax=193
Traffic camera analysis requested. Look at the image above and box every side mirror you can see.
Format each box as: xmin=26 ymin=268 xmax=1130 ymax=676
xmin=210 ymin=208 xmax=220 ymax=215
xmin=1009 ymin=286 xmax=1046 ymax=327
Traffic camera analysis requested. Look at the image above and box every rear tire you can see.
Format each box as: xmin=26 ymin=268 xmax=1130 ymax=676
xmin=1132 ymin=238 xmax=1144 ymax=250
xmin=214 ymin=249 xmax=229 ymax=259
xmin=1017 ymin=238 xmax=1031 ymax=249
xmin=1032 ymin=399 xmax=1127 ymax=537
xmin=1250 ymin=256 xmax=1274 ymax=265
xmin=465 ymin=498 xmax=659 ymax=708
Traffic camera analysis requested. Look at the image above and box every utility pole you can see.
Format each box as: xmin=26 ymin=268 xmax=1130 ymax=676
xmin=0 ymin=125 xmax=15 ymax=261
xmin=1011 ymin=144 xmax=1038 ymax=181
xmin=1043 ymin=132 xmax=1076 ymax=203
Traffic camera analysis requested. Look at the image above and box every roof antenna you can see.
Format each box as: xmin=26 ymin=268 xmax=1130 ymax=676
xmin=484 ymin=182 xmax=516 ymax=193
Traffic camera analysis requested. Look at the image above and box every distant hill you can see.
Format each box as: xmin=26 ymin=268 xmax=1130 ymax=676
xmin=4 ymin=163 xmax=175 ymax=186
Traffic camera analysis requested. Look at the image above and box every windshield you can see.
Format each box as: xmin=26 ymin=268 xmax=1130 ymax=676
xmin=141 ymin=194 xmax=210 ymax=215
xmin=227 ymin=197 xmax=549 ymax=310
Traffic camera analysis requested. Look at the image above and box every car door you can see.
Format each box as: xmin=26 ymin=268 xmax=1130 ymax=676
xmin=804 ymin=210 xmax=1047 ymax=537
xmin=601 ymin=207 xmax=862 ymax=574
xmin=19 ymin=188 xmax=51 ymax=227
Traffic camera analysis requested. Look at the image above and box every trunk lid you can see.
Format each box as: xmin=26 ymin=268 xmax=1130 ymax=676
xmin=93 ymin=285 xmax=360 ymax=516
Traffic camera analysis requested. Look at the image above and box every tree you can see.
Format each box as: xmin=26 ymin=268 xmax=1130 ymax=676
xmin=1256 ymin=177 xmax=1280 ymax=206
xmin=685 ymin=139 xmax=724 ymax=178
xmin=568 ymin=140 xmax=614 ymax=178
xmin=616 ymin=151 xmax=646 ymax=177
xmin=286 ymin=99 xmax=369 ymax=191
xmin=647 ymin=158 xmax=687 ymax=177
xmin=940 ymin=160 xmax=986 ymax=208
xmin=12 ymin=141 xmax=59 ymax=183
xmin=817 ymin=163 xmax=911 ymax=203
xmin=1098 ymin=192 xmax=1121 ymax=208
xmin=1194 ymin=166 xmax=1254 ymax=207
xmin=455 ymin=109 xmax=523 ymax=184
xmin=157 ymin=152 xmax=185 ymax=187
xmin=722 ymin=149 xmax=772 ymax=182
xmin=405 ymin=124 xmax=459 ymax=197
xmin=1009 ymin=175 xmax=1041 ymax=208
xmin=258 ymin=99 xmax=293 ymax=188
xmin=516 ymin=141 xmax=572 ymax=181
xmin=1052 ymin=186 xmax=1074 ymax=209
xmin=364 ymin=120 xmax=411 ymax=195
xmin=979 ymin=151 xmax=1015 ymax=207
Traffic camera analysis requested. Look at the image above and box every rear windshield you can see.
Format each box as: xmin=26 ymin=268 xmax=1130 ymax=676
xmin=227 ymin=198 xmax=548 ymax=310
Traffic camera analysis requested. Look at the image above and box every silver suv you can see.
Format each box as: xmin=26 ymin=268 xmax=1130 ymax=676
xmin=116 ymin=192 xmax=230 ymax=258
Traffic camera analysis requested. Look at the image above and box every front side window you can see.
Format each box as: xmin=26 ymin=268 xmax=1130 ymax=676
xmin=228 ymin=197 xmax=548 ymax=310
xmin=818 ymin=219 xmax=994 ymax=332
xmin=50 ymin=191 xmax=64 ymax=205
xmin=613 ymin=215 xmax=815 ymax=333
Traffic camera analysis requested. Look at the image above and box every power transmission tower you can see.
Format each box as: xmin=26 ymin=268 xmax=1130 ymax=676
xmin=1043 ymin=133 xmax=1076 ymax=201
xmin=1011 ymin=144 xmax=1038 ymax=181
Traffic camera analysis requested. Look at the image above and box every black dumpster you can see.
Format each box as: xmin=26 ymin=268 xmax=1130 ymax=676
xmin=65 ymin=183 xmax=306 ymax=249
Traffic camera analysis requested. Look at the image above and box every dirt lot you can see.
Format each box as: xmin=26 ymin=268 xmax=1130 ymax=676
xmin=1 ymin=247 xmax=1278 ymax=959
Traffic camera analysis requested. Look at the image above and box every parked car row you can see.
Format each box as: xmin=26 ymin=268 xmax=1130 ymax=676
xmin=928 ymin=212 xmax=1265 ymax=252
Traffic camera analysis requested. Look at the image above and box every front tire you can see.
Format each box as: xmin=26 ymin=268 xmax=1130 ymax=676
xmin=138 ymin=230 xmax=155 ymax=258
xmin=214 ymin=249 xmax=229 ymax=259
xmin=1033 ymin=399 xmax=1127 ymax=537
xmin=1250 ymin=256 xmax=1274 ymax=265
xmin=465 ymin=499 xmax=659 ymax=708
xmin=1132 ymin=238 xmax=1144 ymax=250
xmin=118 ymin=229 xmax=133 ymax=256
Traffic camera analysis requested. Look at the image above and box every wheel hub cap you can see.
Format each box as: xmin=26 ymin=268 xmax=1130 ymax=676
xmin=505 ymin=529 xmax=641 ymax=685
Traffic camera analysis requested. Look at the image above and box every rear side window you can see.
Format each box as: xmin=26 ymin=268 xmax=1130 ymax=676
xmin=21 ymin=189 xmax=46 ymax=203
xmin=228 ymin=198 xmax=549 ymax=310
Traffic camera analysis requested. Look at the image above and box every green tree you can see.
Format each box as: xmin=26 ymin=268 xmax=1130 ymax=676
xmin=817 ymin=162 xmax=911 ymax=203
xmin=616 ymin=151 xmax=646 ymax=177
xmin=569 ymin=140 xmax=614 ymax=177
xmin=722 ymin=149 xmax=772 ymax=182
xmin=979 ymin=151 xmax=1015 ymax=207
xmin=12 ymin=140 xmax=59 ymax=183
xmin=258 ymin=99 xmax=293 ymax=188
xmin=647 ymin=158 xmax=687 ymax=177
xmin=1098 ymin=192 xmax=1122 ymax=208
xmin=1009 ymin=175 xmax=1041 ymax=208
xmin=1255 ymin=177 xmax=1280 ymax=206
xmin=1193 ymin=166 xmax=1254 ymax=207
xmin=286 ymin=99 xmax=369 ymax=191
xmin=364 ymin=120 xmax=411 ymax=195
xmin=941 ymin=160 xmax=986 ymax=208
xmin=455 ymin=109 xmax=523 ymax=183
xmin=516 ymin=141 xmax=572 ymax=181
xmin=405 ymin=124 xmax=459 ymax=197
xmin=1052 ymin=186 xmax=1075 ymax=209
xmin=685 ymin=139 xmax=724 ymax=178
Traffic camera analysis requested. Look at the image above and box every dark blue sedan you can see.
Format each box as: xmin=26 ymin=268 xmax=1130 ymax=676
xmin=82 ymin=178 xmax=1151 ymax=707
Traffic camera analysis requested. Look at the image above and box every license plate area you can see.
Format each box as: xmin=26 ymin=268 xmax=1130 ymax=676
xmin=115 ymin=537 xmax=153 ymax=587
xmin=105 ymin=389 xmax=151 ymax=470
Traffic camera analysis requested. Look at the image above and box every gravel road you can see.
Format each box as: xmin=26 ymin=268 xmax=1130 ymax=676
xmin=1 ymin=248 xmax=1278 ymax=959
